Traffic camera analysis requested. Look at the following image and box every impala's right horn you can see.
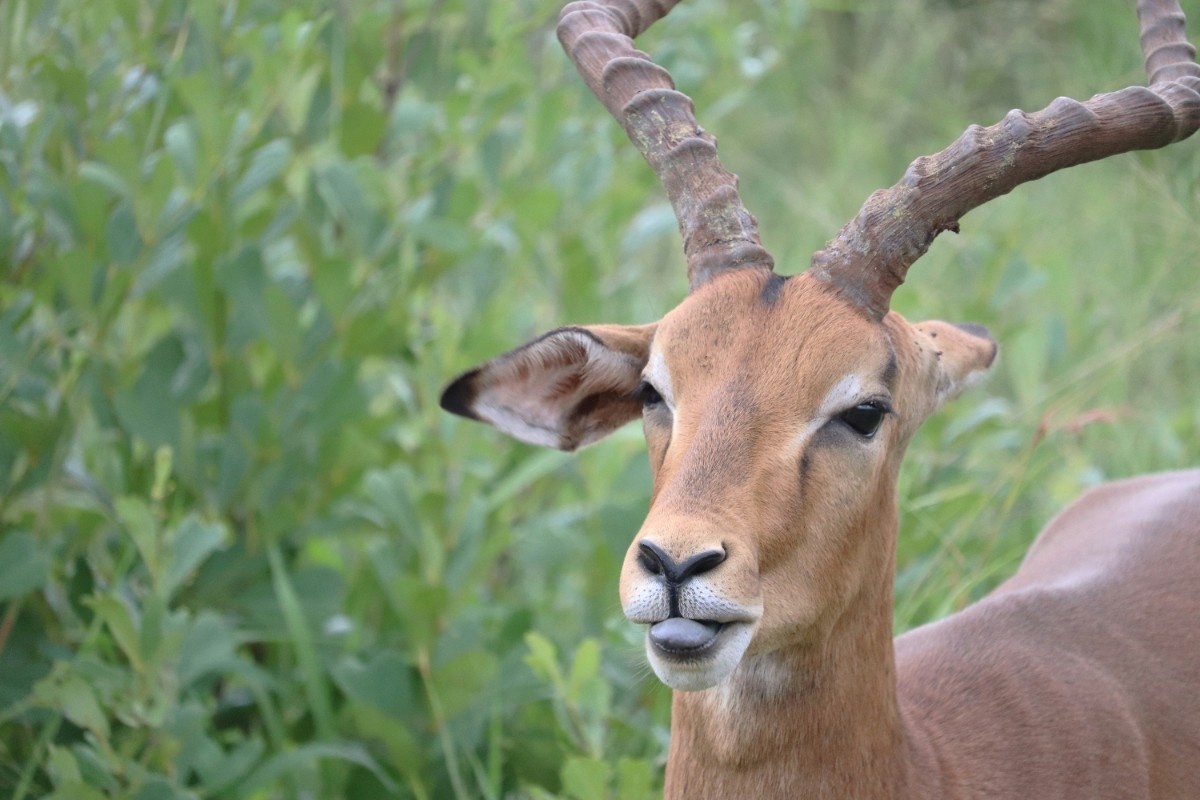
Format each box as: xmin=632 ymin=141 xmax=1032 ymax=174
xmin=807 ymin=0 xmax=1200 ymax=321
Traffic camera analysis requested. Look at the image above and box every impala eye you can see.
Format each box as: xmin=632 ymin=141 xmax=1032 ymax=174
xmin=634 ymin=380 xmax=664 ymax=408
xmin=839 ymin=402 xmax=889 ymax=438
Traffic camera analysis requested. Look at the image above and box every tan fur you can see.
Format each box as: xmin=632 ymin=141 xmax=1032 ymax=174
xmin=632 ymin=272 xmax=1200 ymax=799
xmin=448 ymin=268 xmax=1200 ymax=798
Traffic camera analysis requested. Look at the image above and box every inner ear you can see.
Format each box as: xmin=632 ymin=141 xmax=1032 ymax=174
xmin=441 ymin=324 xmax=656 ymax=451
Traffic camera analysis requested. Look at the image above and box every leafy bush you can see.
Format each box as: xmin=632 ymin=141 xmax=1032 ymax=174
xmin=0 ymin=0 xmax=1196 ymax=797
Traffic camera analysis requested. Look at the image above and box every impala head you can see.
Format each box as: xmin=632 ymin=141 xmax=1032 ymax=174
xmin=443 ymin=266 xmax=996 ymax=689
xmin=617 ymin=273 xmax=997 ymax=690
xmin=442 ymin=1 xmax=1200 ymax=690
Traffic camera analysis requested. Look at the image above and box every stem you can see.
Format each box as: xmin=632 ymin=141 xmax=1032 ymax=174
xmin=0 ymin=598 xmax=22 ymax=662
xmin=417 ymin=646 xmax=471 ymax=800
xmin=12 ymin=714 xmax=60 ymax=800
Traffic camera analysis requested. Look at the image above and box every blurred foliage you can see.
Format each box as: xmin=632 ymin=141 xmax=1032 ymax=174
xmin=0 ymin=0 xmax=1196 ymax=797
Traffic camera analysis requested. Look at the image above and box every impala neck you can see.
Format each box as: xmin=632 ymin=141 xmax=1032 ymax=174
xmin=663 ymin=500 xmax=930 ymax=799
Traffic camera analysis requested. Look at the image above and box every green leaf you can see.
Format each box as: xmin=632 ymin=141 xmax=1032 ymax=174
xmin=214 ymin=243 xmax=269 ymax=348
xmin=106 ymin=201 xmax=143 ymax=264
xmin=523 ymin=631 xmax=563 ymax=689
xmin=88 ymin=594 xmax=143 ymax=672
xmin=164 ymin=516 xmax=229 ymax=599
xmin=485 ymin=449 xmax=570 ymax=511
xmin=33 ymin=664 xmax=111 ymax=740
xmin=346 ymin=704 xmax=424 ymax=785
xmin=133 ymin=234 xmax=190 ymax=297
xmin=562 ymin=756 xmax=610 ymax=800
xmin=45 ymin=744 xmax=83 ymax=786
xmin=615 ymin=758 xmax=658 ymax=800
xmin=46 ymin=786 xmax=107 ymax=800
xmin=112 ymin=335 xmax=188 ymax=448
xmin=0 ymin=531 xmax=51 ymax=601
xmin=566 ymin=638 xmax=600 ymax=703
xmin=163 ymin=121 xmax=198 ymax=184
xmin=428 ymin=650 xmax=499 ymax=720
xmin=268 ymin=544 xmax=335 ymax=739
xmin=170 ymin=72 xmax=223 ymax=159
xmin=340 ymin=100 xmax=387 ymax=158
xmin=282 ymin=65 xmax=322 ymax=131
xmin=78 ymin=161 xmax=131 ymax=200
xmin=202 ymin=737 xmax=266 ymax=795
xmin=131 ymin=778 xmax=191 ymax=800
xmin=362 ymin=466 xmax=424 ymax=544
xmin=231 ymin=138 xmax=292 ymax=209
xmin=316 ymin=160 xmax=369 ymax=231
xmin=239 ymin=742 xmax=397 ymax=794
xmin=177 ymin=612 xmax=241 ymax=686
xmin=567 ymin=639 xmax=611 ymax=755
xmin=116 ymin=495 xmax=160 ymax=584
xmin=167 ymin=702 xmax=265 ymax=792
xmin=331 ymin=651 xmax=416 ymax=719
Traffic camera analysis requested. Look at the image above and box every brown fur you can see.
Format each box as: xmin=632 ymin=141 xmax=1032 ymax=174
xmin=445 ymin=269 xmax=1200 ymax=798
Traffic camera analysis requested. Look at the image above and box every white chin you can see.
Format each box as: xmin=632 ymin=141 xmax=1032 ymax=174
xmin=646 ymin=622 xmax=754 ymax=691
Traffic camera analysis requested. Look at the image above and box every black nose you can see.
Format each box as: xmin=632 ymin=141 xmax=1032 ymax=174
xmin=637 ymin=540 xmax=726 ymax=583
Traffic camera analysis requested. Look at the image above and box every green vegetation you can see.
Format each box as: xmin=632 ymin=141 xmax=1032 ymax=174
xmin=1 ymin=0 xmax=1196 ymax=797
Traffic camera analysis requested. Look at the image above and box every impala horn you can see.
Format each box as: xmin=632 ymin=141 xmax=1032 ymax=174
xmin=808 ymin=0 xmax=1200 ymax=320
xmin=557 ymin=0 xmax=775 ymax=290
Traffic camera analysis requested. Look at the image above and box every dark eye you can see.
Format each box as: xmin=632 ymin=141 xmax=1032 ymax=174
xmin=634 ymin=381 xmax=664 ymax=408
xmin=839 ymin=402 xmax=888 ymax=438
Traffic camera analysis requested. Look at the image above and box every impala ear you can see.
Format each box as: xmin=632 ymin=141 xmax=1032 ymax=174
xmin=441 ymin=324 xmax=657 ymax=451
xmin=914 ymin=320 xmax=998 ymax=406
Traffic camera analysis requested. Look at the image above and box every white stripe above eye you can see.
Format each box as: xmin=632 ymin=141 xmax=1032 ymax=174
xmin=643 ymin=348 xmax=676 ymax=412
xmin=785 ymin=373 xmax=868 ymax=457
xmin=818 ymin=373 xmax=866 ymax=419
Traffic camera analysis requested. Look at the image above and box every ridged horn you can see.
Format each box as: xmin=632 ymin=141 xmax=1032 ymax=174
xmin=809 ymin=0 xmax=1200 ymax=320
xmin=557 ymin=1 xmax=774 ymax=290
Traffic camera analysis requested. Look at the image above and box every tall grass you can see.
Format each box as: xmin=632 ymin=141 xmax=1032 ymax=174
xmin=0 ymin=0 xmax=1196 ymax=797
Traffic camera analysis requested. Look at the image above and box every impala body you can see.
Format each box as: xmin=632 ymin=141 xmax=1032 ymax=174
xmin=441 ymin=0 xmax=1200 ymax=796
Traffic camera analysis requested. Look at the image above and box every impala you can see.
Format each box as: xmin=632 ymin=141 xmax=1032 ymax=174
xmin=441 ymin=1 xmax=1200 ymax=796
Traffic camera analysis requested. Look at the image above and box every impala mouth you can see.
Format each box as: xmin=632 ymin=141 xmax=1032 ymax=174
xmin=643 ymin=618 xmax=756 ymax=691
xmin=649 ymin=618 xmax=724 ymax=656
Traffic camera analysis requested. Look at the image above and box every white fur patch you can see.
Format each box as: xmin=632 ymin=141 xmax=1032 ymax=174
xmin=818 ymin=373 xmax=866 ymax=419
xmin=623 ymin=573 xmax=761 ymax=626
xmin=624 ymin=568 xmax=762 ymax=691
xmin=643 ymin=347 xmax=676 ymax=411
xmin=623 ymin=579 xmax=671 ymax=624
xmin=474 ymin=400 xmax=567 ymax=448
xmin=709 ymin=651 xmax=792 ymax=713
xmin=783 ymin=373 xmax=875 ymax=459
xmin=646 ymin=621 xmax=756 ymax=692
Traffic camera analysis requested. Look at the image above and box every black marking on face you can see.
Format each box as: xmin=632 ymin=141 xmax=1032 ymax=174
xmin=881 ymin=347 xmax=899 ymax=392
xmin=760 ymin=272 xmax=789 ymax=305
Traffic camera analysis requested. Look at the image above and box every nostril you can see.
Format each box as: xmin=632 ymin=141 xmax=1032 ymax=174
xmin=638 ymin=541 xmax=666 ymax=576
xmin=678 ymin=548 xmax=726 ymax=581
xmin=637 ymin=540 xmax=726 ymax=583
